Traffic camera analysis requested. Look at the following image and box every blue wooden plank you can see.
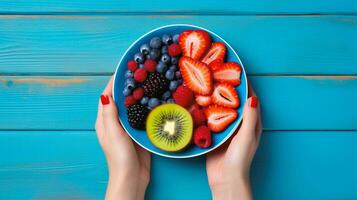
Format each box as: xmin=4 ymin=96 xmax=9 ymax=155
xmin=0 ymin=0 xmax=356 ymax=14
xmin=1 ymin=75 xmax=356 ymax=130
xmin=0 ymin=131 xmax=356 ymax=199
xmin=1 ymin=16 xmax=357 ymax=74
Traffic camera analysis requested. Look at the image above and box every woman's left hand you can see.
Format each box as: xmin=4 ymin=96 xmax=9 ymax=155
xmin=95 ymin=76 xmax=151 ymax=200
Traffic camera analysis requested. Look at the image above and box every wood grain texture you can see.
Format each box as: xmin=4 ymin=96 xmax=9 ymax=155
xmin=1 ymin=130 xmax=357 ymax=199
xmin=1 ymin=15 xmax=357 ymax=74
xmin=0 ymin=0 xmax=357 ymax=14
xmin=0 ymin=75 xmax=356 ymax=130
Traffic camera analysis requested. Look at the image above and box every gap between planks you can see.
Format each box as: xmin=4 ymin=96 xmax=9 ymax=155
xmin=0 ymin=12 xmax=357 ymax=17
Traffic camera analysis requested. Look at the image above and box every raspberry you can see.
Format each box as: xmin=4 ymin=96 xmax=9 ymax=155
xmin=172 ymin=85 xmax=194 ymax=108
xmin=168 ymin=44 xmax=182 ymax=57
xmin=127 ymin=60 xmax=138 ymax=72
xmin=144 ymin=59 xmax=157 ymax=72
xmin=193 ymin=126 xmax=212 ymax=148
xmin=124 ymin=96 xmax=137 ymax=107
xmin=191 ymin=106 xmax=206 ymax=127
xmin=133 ymin=87 xmax=144 ymax=100
xmin=134 ymin=69 xmax=148 ymax=83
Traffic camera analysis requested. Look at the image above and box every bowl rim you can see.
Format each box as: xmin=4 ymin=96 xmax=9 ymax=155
xmin=113 ymin=24 xmax=248 ymax=158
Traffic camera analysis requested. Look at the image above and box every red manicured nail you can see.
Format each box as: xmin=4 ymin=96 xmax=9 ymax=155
xmin=100 ymin=95 xmax=110 ymax=105
xmin=249 ymin=96 xmax=258 ymax=108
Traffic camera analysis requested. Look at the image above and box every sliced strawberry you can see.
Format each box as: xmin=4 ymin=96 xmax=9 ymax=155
xmin=211 ymin=83 xmax=240 ymax=108
xmin=204 ymin=106 xmax=238 ymax=132
xmin=201 ymin=42 xmax=226 ymax=65
xmin=208 ymin=59 xmax=223 ymax=71
xmin=195 ymin=95 xmax=212 ymax=107
xmin=213 ymin=62 xmax=242 ymax=86
xmin=179 ymin=56 xmax=213 ymax=95
xmin=179 ymin=30 xmax=211 ymax=60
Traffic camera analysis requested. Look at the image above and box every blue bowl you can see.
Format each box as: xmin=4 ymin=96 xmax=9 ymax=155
xmin=113 ymin=24 xmax=248 ymax=158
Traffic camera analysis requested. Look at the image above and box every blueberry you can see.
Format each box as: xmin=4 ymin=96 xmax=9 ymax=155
xmin=123 ymin=86 xmax=131 ymax=96
xmin=173 ymin=34 xmax=180 ymax=43
xmin=139 ymin=63 xmax=145 ymax=69
xmin=149 ymin=48 xmax=161 ymax=60
xmin=162 ymin=34 xmax=173 ymax=45
xmin=161 ymin=45 xmax=168 ymax=54
xmin=125 ymin=70 xmax=133 ymax=78
xmin=169 ymin=65 xmax=177 ymax=71
xmin=175 ymin=71 xmax=181 ymax=79
xmin=162 ymin=91 xmax=171 ymax=100
xmin=125 ymin=78 xmax=136 ymax=90
xmin=169 ymin=80 xmax=178 ymax=91
xmin=167 ymin=98 xmax=175 ymax=104
xmin=161 ymin=54 xmax=171 ymax=64
xmin=148 ymin=98 xmax=160 ymax=108
xmin=165 ymin=69 xmax=175 ymax=80
xmin=156 ymin=62 xmax=168 ymax=73
xmin=134 ymin=53 xmax=145 ymax=64
xmin=140 ymin=44 xmax=151 ymax=55
xmin=150 ymin=37 xmax=162 ymax=49
xmin=171 ymin=57 xmax=178 ymax=65
xmin=177 ymin=79 xmax=183 ymax=85
xmin=140 ymin=96 xmax=149 ymax=105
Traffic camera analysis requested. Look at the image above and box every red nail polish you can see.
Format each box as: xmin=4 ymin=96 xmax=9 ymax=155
xmin=100 ymin=95 xmax=110 ymax=105
xmin=249 ymin=96 xmax=258 ymax=108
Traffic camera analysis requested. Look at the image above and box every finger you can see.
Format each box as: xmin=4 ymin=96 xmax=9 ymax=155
xmin=103 ymin=76 xmax=114 ymax=96
xmin=248 ymin=80 xmax=256 ymax=97
xmin=96 ymin=76 xmax=114 ymax=139
xmin=101 ymin=94 xmax=127 ymax=138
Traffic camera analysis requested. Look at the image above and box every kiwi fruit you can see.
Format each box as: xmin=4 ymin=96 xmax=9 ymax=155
xmin=146 ymin=104 xmax=193 ymax=152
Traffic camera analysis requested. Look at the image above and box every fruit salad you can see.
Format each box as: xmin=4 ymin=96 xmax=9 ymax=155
xmin=122 ymin=30 xmax=242 ymax=152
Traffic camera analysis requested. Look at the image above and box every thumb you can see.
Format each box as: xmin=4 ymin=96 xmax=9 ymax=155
xmin=100 ymin=94 xmax=127 ymax=138
xmin=233 ymin=96 xmax=260 ymax=145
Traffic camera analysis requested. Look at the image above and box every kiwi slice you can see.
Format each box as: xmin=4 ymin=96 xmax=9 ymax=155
xmin=146 ymin=104 xmax=193 ymax=152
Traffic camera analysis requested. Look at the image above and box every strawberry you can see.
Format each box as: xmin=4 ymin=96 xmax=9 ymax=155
xmin=179 ymin=30 xmax=211 ymax=60
xmin=172 ymin=85 xmax=194 ymax=108
xmin=191 ymin=105 xmax=206 ymax=127
xmin=179 ymin=56 xmax=213 ymax=95
xmin=213 ymin=62 xmax=242 ymax=86
xmin=193 ymin=126 xmax=212 ymax=148
xmin=211 ymin=83 xmax=240 ymax=108
xmin=201 ymin=42 xmax=226 ymax=65
xmin=195 ymin=95 xmax=212 ymax=107
xmin=204 ymin=106 xmax=238 ymax=132
xmin=208 ymin=59 xmax=223 ymax=71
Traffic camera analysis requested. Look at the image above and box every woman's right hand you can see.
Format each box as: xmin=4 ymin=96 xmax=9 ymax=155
xmin=206 ymin=85 xmax=262 ymax=200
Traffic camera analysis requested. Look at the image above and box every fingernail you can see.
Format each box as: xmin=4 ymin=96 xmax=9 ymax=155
xmin=100 ymin=95 xmax=110 ymax=105
xmin=249 ymin=96 xmax=258 ymax=108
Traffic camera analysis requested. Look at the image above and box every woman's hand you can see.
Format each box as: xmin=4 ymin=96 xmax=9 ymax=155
xmin=95 ymin=76 xmax=151 ymax=200
xmin=206 ymin=85 xmax=262 ymax=200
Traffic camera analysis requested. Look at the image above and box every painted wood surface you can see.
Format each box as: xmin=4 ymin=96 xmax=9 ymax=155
xmin=1 ymin=75 xmax=356 ymax=130
xmin=1 ymin=15 xmax=357 ymax=75
xmin=1 ymin=0 xmax=357 ymax=14
xmin=1 ymin=131 xmax=357 ymax=199
xmin=1 ymin=0 xmax=357 ymax=198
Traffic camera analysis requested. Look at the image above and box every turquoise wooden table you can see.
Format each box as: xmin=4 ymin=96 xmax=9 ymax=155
xmin=1 ymin=1 xmax=357 ymax=199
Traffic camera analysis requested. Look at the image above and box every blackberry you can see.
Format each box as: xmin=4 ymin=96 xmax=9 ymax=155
xmin=143 ymin=72 xmax=169 ymax=98
xmin=127 ymin=104 xmax=150 ymax=129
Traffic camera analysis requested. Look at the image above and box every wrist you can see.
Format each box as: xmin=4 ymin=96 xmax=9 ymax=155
xmin=107 ymin=172 xmax=148 ymax=200
xmin=211 ymin=175 xmax=251 ymax=200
